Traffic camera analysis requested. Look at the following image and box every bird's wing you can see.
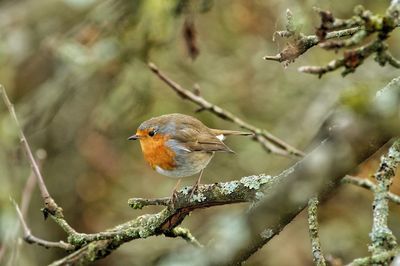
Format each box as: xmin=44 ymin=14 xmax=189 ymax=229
xmin=172 ymin=127 xmax=234 ymax=153
xmin=209 ymin=129 xmax=253 ymax=136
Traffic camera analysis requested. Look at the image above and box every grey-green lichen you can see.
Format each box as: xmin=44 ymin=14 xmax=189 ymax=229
xmin=255 ymin=191 xmax=265 ymax=201
xmin=220 ymin=181 xmax=239 ymax=195
xmin=190 ymin=193 xmax=206 ymax=203
xmin=128 ymin=199 xmax=144 ymax=210
xmin=181 ymin=186 xmax=191 ymax=195
xmin=260 ymin=228 xmax=274 ymax=240
xmin=369 ymin=139 xmax=400 ymax=256
xmin=67 ymin=233 xmax=89 ymax=246
xmin=240 ymin=174 xmax=272 ymax=190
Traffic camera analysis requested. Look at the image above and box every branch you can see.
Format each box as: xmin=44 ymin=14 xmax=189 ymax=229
xmin=308 ymin=197 xmax=326 ymax=266
xmin=369 ymin=139 xmax=400 ymax=257
xmin=12 ymin=199 xmax=74 ymax=250
xmin=148 ymin=62 xmax=304 ymax=158
xmin=165 ymin=227 xmax=203 ymax=248
xmin=266 ymin=4 xmax=400 ymax=77
xmin=20 ymin=149 xmax=47 ymax=216
xmin=342 ymin=175 xmax=400 ymax=204
xmin=0 ymin=85 xmax=58 ymax=215
xmin=49 ymin=174 xmax=278 ymax=265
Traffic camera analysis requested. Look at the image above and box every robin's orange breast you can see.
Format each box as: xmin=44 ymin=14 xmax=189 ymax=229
xmin=138 ymin=131 xmax=176 ymax=170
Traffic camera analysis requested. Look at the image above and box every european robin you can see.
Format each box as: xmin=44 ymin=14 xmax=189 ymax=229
xmin=128 ymin=113 xmax=252 ymax=201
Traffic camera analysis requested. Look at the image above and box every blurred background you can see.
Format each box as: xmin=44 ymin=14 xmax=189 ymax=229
xmin=0 ymin=0 xmax=399 ymax=265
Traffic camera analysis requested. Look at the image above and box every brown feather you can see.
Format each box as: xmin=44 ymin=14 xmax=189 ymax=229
xmin=210 ymin=129 xmax=253 ymax=136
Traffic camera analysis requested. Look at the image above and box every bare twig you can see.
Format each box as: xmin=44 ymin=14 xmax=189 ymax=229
xmin=11 ymin=199 xmax=74 ymax=250
xmin=308 ymin=197 xmax=326 ymax=266
xmin=148 ymin=62 xmax=304 ymax=158
xmin=20 ymin=149 xmax=47 ymax=216
xmin=0 ymin=85 xmax=58 ymax=214
xmin=342 ymin=175 xmax=400 ymax=204
xmin=165 ymin=227 xmax=203 ymax=248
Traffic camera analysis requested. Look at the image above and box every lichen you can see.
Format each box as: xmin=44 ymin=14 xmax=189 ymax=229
xmin=190 ymin=193 xmax=206 ymax=203
xmin=180 ymin=186 xmax=191 ymax=195
xmin=220 ymin=181 xmax=239 ymax=195
xmin=240 ymin=174 xmax=272 ymax=190
xmin=128 ymin=199 xmax=144 ymax=210
xmin=68 ymin=233 xmax=88 ymax=246
xmin=260 ymin=228 xmax=274 ymax=239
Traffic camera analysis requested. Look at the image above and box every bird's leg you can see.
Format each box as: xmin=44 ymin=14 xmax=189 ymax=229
xmin=169 ymin=179 xmax=181 ymax=208
xmin=189 ymin=169 xmax=204 ymax=198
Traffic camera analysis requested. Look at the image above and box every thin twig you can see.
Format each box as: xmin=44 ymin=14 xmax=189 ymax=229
xmin=4 ymin=151 xmax=48 ymax=266
xmin=20 ymin=149 xmax=47 ymax=216
xmin=11 ymin=199 xmax=74 ymax=250
xmin=342 ymin=175 xmax=400 ymax=204
xmin=0 ymin=85 xmax=58 ymax=214
xmin=148 ymin=62 xmax=304 ymax=158
xmin=307 ymin=197 xmax=326 ymax=266
xmin=165 ymin=227 xmax=203 ymax=248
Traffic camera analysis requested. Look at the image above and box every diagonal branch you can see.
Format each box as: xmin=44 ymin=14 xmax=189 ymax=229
xmin=0 ymin=85 xmax=58 ymax=215
xmin=148 ymin=62 xmax=304 ymax=158
xmin=308 ymin=197 xmax=326 ymax=266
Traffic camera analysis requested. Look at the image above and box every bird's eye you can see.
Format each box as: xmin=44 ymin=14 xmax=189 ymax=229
xmin=148 ymin=130 xmax=156 ymax=137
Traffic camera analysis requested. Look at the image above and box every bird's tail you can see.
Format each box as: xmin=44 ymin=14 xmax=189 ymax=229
xmin=210 ymin=129 xmax=253 ymax=137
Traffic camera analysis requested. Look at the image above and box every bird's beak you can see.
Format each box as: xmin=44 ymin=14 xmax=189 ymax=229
xmin=128 ymin=134 xmax=141 ymax=141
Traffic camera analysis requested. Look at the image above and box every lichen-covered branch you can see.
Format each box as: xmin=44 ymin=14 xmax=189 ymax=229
xmin=342 ymin=175 xmax=400 ymax=204
xmin=348 ymin=247 xmax=400 ymax=266
xmin=264 ymin=9 xmax=360 ymax=64
xmin=49 ymin=174 xmax=279 ymax=265
xmin=165 ymin=227 xmax=203 ymax=248
xmin=267 ymin=3 xmax=400 ymax=77
xmin=308 ymin=197 xmax=326 ymax=266
xmin=369 ymin=139 xmax=400 ymax=258
xmin=148 ymin=62 xmax=304 ymax=158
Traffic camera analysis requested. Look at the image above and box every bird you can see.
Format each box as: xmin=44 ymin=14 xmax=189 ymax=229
xmin=128 ymin=113 xmax=252 ymax=203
